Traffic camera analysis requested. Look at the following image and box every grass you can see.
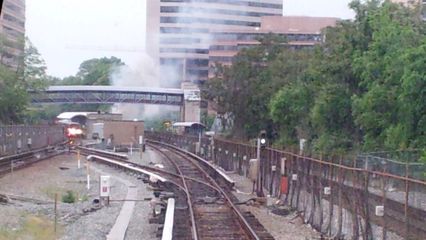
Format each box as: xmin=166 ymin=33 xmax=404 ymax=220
xmin=0 ymin=215 xmax=61 ymax=240
xmin=62 ymin=190 xmax=76 ymax=203
xmin=41 ymin=186 xmax=88 ymax=203
xmin=41 ymin=186 xmax=67 ymax=200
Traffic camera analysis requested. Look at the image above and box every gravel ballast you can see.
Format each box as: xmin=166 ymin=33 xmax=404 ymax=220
xmin=0 ymin=152 xmax=160 ymax=240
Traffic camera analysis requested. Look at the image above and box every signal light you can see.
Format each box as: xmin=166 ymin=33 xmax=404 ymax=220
xmin=259 ymin=130 xmax=267 ymax=150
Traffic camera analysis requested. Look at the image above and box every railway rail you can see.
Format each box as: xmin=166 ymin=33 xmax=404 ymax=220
xmin=77 ymin=143 xmax=274 ymax=240
xmin=0 ymin=145 xmax=64 ymax=176
xmin=147 ymin=140 xmax=274 ymax=240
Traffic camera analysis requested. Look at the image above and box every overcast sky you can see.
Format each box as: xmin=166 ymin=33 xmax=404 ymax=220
xmin=26 ymin=0 xmax=355 ymax=78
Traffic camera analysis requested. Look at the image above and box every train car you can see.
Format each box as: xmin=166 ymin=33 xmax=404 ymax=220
xmin=172 ymin=122 xmax=205 ymax=136
xmin=56 ymin=119 xmax=84 ymax=145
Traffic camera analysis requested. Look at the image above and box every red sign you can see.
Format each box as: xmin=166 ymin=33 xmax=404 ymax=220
xmin=280 ymin=176 xmax=289 ymax=194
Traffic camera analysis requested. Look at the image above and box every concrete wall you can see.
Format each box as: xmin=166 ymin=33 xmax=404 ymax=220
xmin=103 ymin=120 xmax=144 ymax=146
xmin=86 ymin=113 xmax=123 ymax=137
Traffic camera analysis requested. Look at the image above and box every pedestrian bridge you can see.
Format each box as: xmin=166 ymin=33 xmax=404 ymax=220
xmin=30 ymin=86 xmax=186 ymax=106
xmin=29 ymin=84 xmax=202 ymax=122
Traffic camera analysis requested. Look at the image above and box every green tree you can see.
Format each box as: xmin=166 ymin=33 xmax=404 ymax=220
xmin=0 ymin=36 xmax=47 ymax=124
xmin=0 ymin=65 xmax=27 ymax=124
xmin=20 ymin=39 xmax=48 ymax=90
xmin=352 ymin=1 xmax=425 ymax=150
xmin=75 ymin=56 xmax=124 ymax=85
xmin=204 ymin=34 xmax=289 ymax=138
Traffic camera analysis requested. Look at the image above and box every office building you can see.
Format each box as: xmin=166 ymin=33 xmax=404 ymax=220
xmin=0 ymin=0 xmax=25 ymax=69
xmin=146 ymin=0 xmax=283 ymax=86
xmin=208 ymin=16 xmax=338 ymax=72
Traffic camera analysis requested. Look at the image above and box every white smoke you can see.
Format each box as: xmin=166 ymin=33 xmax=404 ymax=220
xmin=110 ymin=53 xmax=179 ymax=120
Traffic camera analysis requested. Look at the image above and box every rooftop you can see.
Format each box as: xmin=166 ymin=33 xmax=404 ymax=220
xmin=260 ymin=16 xmax=339 ymax=34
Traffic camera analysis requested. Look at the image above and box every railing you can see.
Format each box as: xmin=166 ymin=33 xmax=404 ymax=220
xmin=0 ymin=125 xmax=65 ymax=156
xmin=146 ymin=131 xmax=426 ymax=240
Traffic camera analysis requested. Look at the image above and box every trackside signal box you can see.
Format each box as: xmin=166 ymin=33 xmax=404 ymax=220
xmin=100 ymin=176 xmax=111 ymax=197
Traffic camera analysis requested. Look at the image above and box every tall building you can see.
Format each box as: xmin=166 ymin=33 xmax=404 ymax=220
xmin=0 ymin=0 xmax=25 ymax=69
xmin=146 ymin=0 xmax=283 ymax=87
xmin=208 ymin=16 xmax=338 ymax=73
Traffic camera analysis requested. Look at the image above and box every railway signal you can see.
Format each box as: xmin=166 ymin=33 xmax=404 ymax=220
xmin=256 ymin=130 xmax=267 ymax=197
xmin=259 ymin=130 xmax=267 ymax=150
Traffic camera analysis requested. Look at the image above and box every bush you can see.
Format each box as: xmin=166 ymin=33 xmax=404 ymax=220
xmin=61 ymin=191 xmax=76 ymax=203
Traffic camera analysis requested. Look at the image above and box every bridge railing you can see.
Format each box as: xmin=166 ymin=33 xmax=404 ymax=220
xmin=0 ymin=125 xmax=65 ymax=156
xmin=146 ymin=131 xmax=426 ymax=239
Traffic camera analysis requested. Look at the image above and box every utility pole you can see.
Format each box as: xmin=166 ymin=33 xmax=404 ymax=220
xmin=256 ymin=130 xmax=267 ymax=197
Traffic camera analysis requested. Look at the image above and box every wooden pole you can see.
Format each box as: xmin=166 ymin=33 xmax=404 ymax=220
xmin=337 ymin=155 xmax=343 ymax=238
xmin=54 ymin=193 xmax=58 ymax=234
xmin=382 ymin=163 xmax=387 ymax=240
xmin=404 ymin=161 xmax=409 ymax=239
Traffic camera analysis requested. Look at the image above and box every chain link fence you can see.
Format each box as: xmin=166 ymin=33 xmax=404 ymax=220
xmin=0 ymin=125 xmax=65 ymax=156
xmin=147 ymin=131 xmax=426 ymax=239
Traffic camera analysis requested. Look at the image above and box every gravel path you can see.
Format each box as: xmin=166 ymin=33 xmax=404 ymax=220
xmin=0 ymin=153 xmax=160 ymax=240
xmin=229 ymin=172 xmax=321 ymax=240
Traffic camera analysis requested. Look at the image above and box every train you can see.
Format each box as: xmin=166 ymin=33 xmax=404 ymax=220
xmin=56 ymin=119 xmax=85 ymax=144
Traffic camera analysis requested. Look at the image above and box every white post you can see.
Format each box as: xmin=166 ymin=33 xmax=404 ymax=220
xmin=281 ymin=157 xmax=286 ymax=176
xmin=77 ymin=150 xmax=81 ymax=169
xmin=139 ymin=136 xmax=144 ymax=159
xmin=130 ymin=143 xmax=133 ymax=155
xmin=299 ymin=138 xmax=306 ymax=155
xmin=86 ymin=160 xmax=90 ymax=190
xmin=198 ymin=132 xmax=202 ymax=154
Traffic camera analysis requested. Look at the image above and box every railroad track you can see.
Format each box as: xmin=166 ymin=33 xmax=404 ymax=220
xmin=148 ymin=141 xmax=274 ymax=240
xmin=0 ymin=145 xmax=63 ymax=176
xmin=78 ymin=143 xmax=274 ymax=240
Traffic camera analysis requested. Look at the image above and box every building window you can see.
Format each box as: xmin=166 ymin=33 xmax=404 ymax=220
xmin=4 ymin=3 xmax=22 ymax=13
xmin=210 ymin=45 xmax=238 ymax=51
xmin=160 ymin=27 xmax=209 ymax=34
xmin=160 ymin=37 xmax=202 ymax=44
xmin=160 ymin=0 xmax=283 ymax=9
xmin=160 ymin=16 xmax=260 ymax=27
xmin=2 ymin=26 xmax=24 ymax=39
xmin=160 ymin=6 xmax=277 ymax=17
xmin=210 ymin=56 xmax=234 ymax=62
xmin=160 ymin=48 xmax=209 ymax=54
xmin=2 ymin=13 xmax=25 ymax=28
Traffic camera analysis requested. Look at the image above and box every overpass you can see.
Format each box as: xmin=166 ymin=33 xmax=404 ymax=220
xmin=29 ymin=84 xmax=202 ymax=122
xmin=30 ymin=85 xmax=185 ymax=105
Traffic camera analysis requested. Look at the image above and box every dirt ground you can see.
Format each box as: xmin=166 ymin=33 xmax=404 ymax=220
xmin=229 ymin=173 xmax=321 ymax=240
xmin=0 ymin=152 xmax=158 ymax=240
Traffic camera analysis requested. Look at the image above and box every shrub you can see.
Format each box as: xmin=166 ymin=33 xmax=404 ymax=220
xmin=61 ymin=191 xmax=76 ymax=203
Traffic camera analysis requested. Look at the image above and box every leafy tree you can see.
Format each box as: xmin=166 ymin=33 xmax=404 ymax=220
xmin=20 ymin=39 xmax=48 ymax=90
xmin=0 ymin=65 xmax=27 ymax=124
xmin=207 ymin=0 xmax=425 ymax=155
xmin=75 ymin=56 xmax=124 ymax=85
xmin=204 ymin=34 xmax=289 ymax=138
xmin=0 ymin=36 xmax=47 ymax=124
xmin=270 ymin=82 xmax=313 ymax=145
xmin=352 ymin=1 xmax=425 ymax=150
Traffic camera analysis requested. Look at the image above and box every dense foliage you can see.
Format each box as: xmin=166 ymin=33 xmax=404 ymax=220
xmin=0 ymin=37 xmax=47 ymax=124
xmin=58 ymin=56 xmax=124 ymax=86
xmin=204 ymin=0 xmax=425 ymax=153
